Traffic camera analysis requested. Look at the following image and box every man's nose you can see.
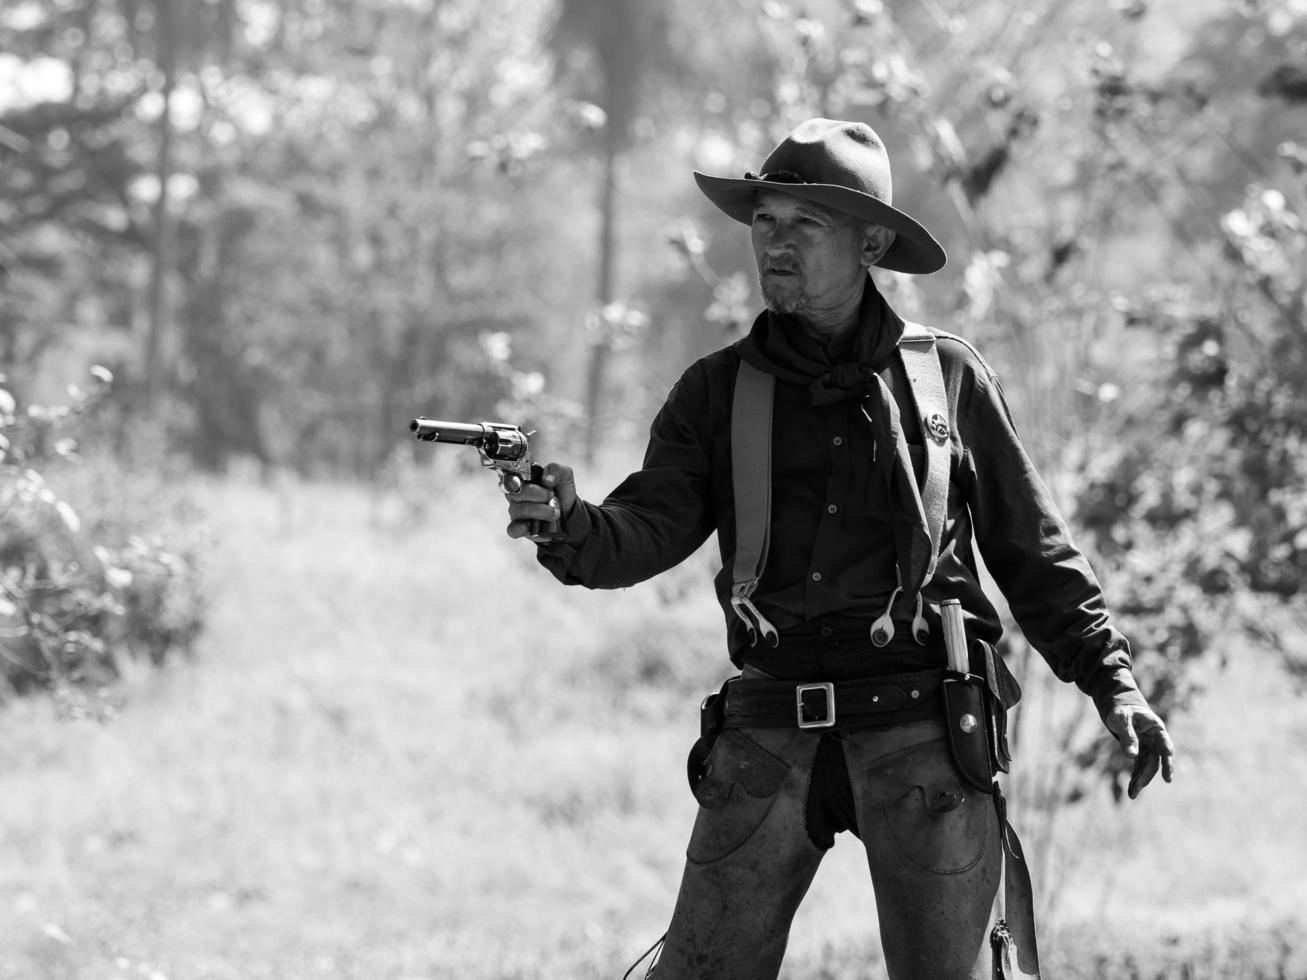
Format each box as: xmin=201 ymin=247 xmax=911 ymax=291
xmin=763 ymin=229 xmax=795 ymax=255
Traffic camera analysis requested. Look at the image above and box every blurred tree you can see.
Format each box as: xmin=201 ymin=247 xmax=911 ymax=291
xmin=135 ymin=0 xmax=242 ymax=413
xmin=201 ymin=0 xmax=587 ymax=473
xmin=548 ymin=0 xmax=679 ymax=462
xmin=1 ymin=0 xmax=600 ymax=472
xmin=0 ymin=14 xmax=150 ymax=415
xmin=0 ymin=0 xmax=238 ymax=421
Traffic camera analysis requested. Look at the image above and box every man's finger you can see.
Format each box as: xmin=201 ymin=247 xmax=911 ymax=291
xmin=1146 ymin=725 xmax=1176 ymax=784
xmin=540 ymin=462 xmax=578 ymax=513
xmin=504 ymin=483 xmax=551 ymax=503
xmin=1128 ymin=749 xmax=1161 ymax=799
xmin=508 ymin=495 xmax=555 ymax=514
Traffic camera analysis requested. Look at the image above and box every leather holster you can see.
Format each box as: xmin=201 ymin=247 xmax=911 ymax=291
xmin=941 ymin=671 xmax=994 ymax=793
xmin=942 ymin=640 xmax=1024 ymax=793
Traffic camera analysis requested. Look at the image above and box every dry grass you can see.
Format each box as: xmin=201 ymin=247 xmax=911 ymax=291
xmin=1 ymin=467 xmax=1304 ymax=979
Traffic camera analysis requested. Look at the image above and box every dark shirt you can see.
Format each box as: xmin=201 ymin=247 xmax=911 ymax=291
xmin=537 ymin=280 xmax=1145 ymax=720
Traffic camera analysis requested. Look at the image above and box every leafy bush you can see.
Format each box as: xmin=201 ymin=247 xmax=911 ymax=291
xmin=0 ymin=369 xmax=205 ymax=716
xmin=1044 ymin=173 xmax=1307 ymax=798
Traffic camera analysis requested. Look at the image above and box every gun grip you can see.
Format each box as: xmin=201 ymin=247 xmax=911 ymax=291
xmin=526 ymin=463 xmax=565 ymax=542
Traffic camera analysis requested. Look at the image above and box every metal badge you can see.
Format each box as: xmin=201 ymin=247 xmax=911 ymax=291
xmin=926 ymin=412 xmax=950 ymax=443
xmin=959 ymin=713 xmax=979 ymax=733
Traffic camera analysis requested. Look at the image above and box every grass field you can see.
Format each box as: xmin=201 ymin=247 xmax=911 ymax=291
xmin=1 ymin=468 xmax=1305 ymax=979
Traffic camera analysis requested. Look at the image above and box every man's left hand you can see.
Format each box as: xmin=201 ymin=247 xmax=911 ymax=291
xmin=1105 ymin=704 xmax=1176 ymax=800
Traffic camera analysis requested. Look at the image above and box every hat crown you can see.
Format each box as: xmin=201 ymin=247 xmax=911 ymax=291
xmin=759 ymin=118 xmax=893 ymax=205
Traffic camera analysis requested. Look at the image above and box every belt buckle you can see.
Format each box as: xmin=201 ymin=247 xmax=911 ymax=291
xmin=795 ymin=682 xmax=836 ymax=729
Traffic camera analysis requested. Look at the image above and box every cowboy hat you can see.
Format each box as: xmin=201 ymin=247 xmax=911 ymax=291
xmin=694 ymin=118 xmax=947 ymax=275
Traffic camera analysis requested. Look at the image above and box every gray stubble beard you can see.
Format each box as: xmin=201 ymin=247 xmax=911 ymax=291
xmin=759 ymin=277 xmax=809 ymax=316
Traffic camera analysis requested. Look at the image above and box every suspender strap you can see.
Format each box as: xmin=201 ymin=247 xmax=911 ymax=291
xmin=895 ymin=322 xmax=950 ymax=586
xmin=730 ymin=359 xmax=778 ymax=645
xmin=730 ymin=326 xmax=951 ymax=646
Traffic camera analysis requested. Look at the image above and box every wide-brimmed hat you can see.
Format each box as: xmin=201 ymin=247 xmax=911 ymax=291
xmin=694 ymin=118 xmax=946 ymax=275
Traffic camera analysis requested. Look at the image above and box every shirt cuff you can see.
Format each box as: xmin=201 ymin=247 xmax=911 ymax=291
xmin=1088 ymin=665 xmax=1149 ymax=722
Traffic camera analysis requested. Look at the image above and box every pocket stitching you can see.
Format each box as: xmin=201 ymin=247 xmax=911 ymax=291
xmin=881 ymin=784 xmax=989 ymax=876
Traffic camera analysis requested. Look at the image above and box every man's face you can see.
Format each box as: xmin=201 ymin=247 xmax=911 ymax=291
xmin=750 ymin=191 xmax=871 ymax=317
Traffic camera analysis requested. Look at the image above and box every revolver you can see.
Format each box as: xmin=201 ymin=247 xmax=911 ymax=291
xmin=408 ymin=417 xmax=562 ymax=541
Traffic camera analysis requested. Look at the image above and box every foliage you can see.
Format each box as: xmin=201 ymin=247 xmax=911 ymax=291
xmin=1 ymin=0 xmax=595 ymax=474
xmin=1067 ymin=154 xmax=1307 ymax=795
xmin=0 ymin=368 xmax=204 ymax=714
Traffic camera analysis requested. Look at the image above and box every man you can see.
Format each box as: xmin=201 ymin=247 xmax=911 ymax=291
xmin=504 ymin=118 xmax=1175 ymax=979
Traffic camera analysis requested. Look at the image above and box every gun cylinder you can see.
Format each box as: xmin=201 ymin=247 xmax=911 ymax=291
xmin=409 ymin=418 xmax=490 ymax=444
xmin=941 ymin=598 xmax=970 ymax=673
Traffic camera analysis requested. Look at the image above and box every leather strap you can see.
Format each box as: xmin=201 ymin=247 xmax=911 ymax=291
xmin=731 ymin=360 xmax=774 ymax=592
xmin=993 ymin=786 xmax=1042 ymax=977
xmin=730 ymin=360 xmax=777 ymax=643
xmin=895 ymin=322 xmax=950 ymax=585
xmin=721 ymin=670 xmax=944 ymax=730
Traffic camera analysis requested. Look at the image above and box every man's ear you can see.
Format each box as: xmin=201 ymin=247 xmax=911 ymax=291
xmin=862 ymin=224 xmax=896 ymax=267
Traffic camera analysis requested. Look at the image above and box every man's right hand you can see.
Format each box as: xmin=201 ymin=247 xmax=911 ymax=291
xmin=505 ymin=462 xmax=578 ymax=540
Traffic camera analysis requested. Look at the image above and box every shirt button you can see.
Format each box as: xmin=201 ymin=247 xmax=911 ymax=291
xmin=811 ymin=572 xmax=822 ymax=582
xmin=826 ymin=503 xmax=838 ymax=515
xmin=832 ymin=436 xmax=843 ymax=447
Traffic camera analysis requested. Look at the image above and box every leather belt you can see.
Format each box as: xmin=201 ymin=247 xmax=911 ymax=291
xmin=721 ymin=669 xmax=944 ymax=731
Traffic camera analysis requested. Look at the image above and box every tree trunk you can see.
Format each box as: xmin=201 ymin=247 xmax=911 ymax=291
xmin=144 ymin=1 xmax=177 ymax=413
xmin=582 ymin=130 xmax=619 ymax=465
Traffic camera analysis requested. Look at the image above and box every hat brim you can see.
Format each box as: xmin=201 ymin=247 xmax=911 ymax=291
xmin=693 ymin=172 xmax=947 ymax=275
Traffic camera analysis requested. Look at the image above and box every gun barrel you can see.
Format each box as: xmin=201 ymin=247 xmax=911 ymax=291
xmin=409 ymin=418 xmax=491 ymax=445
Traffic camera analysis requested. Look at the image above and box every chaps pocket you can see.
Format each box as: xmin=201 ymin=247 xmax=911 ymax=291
xmin=686 ymin=729 xmax=791 ymax=865
xmin=875 ymin=740 xmax=989 ymax=876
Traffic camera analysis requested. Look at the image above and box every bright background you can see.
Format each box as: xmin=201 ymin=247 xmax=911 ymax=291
xmin=3 ymin=0 xmax=1307 ymax=977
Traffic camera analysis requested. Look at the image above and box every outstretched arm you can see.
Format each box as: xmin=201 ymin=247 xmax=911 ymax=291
xmin=507 ymin=360 xmax=722 ymax=591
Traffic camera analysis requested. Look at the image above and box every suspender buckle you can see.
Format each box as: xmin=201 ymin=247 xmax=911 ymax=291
xmin=870 ymin=585 xmax=902 ymax=647
xmin=795 ymin=682 xmax=837 ymax=729
xmin=912 ymin=593 xmax=931 ymax=645
xmin=730 ymin=589 xmax=779 ymax=647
